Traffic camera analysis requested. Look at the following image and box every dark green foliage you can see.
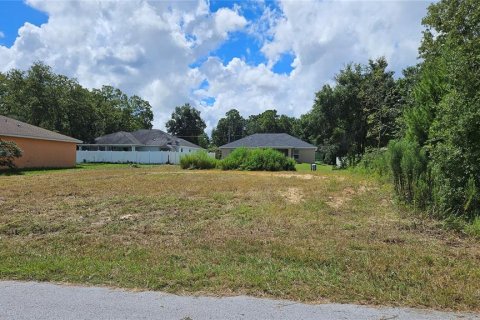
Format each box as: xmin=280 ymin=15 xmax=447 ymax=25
xmin=300 ymin=57 xmax=403 ymax=164
xmin=357 ymin=0 xmax=480 ymax=221
xmin=245 ymin=110 xmax=298 ymax=136
xmin=165 ymin=103 xmax=207 ymax=146
xmin=241 ymin=148 xmax=297 ymax=171
xmin=219 ymin=147 xmax=250 ymax=170
xmin=219 ymin=147 xmax=296 ymax=171
xmin=387 ymin=0 xmax=480 ymax=219
xmin=197 ymin=132 xmax=211 ymax=149
xmin=387 ymin=140 xmax=429 ymax=209
xmin=356 ymin=148 xmax=390 ymax=177
xmin=0 ymin=140 xmax=23 ymax=169
xmin=179 ymin=151 xmax=217 ymax=170
xmin=0 ymin=62 xmax=153 ymax=143
xmin=211 ymin=109 xmax=246 ymax=146
xmin=211 ymin=109 xmax=300 ymax=148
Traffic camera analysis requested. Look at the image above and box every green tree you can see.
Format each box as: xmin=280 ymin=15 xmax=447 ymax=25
xmin=361 ymin=57 xmax=401 ymax=148
xmin=197 ymin=132 xmax=210 ymax=149
xmin=302 ymin=58 xmax=405 ymax=164
xmin=166 ymin=103 xmax=207 ymax=146
xmin=303 ymin=64 xmax=365 ymax=164
xmin=245 ymin=109 xmax=297 ymax=135
xmin=211 ymin=109 xmax=246 ymax=146
xmin=394 ymin=0 xmax=480 ymax=219
xmin=246 ymin=110 xmax=278 ymax=134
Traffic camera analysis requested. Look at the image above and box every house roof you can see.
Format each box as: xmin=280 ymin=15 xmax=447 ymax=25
xmin=93 ymin=129 xmax=203 ymax=149
xmin=95 ymin=131 xmax=142 ymax=145
xmin=0 ymin=115 xmax=82 ymax=143
xmin=176 ymin=137 xmax=204 ymax=149
xmin=219 ymin=133 xmax=317 ymax=149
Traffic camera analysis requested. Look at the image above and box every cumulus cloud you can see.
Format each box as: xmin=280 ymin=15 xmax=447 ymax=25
xmin=0 ymin=0 xmax=431 ymax=133
xmin=200 ymin=0 xmax=430 ymax=131
xmin=0 ymin=0 xmax=247 ymax=129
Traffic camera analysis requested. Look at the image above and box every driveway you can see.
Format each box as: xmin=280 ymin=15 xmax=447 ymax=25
xmin=0 ymin=281 xmax=478 ymax=320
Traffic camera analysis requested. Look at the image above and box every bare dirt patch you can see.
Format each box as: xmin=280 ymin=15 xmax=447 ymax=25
xmin=327 ymin=185 xmax=376 ymax=209
xmin=280 ymin=187 xmax=304 ymax=204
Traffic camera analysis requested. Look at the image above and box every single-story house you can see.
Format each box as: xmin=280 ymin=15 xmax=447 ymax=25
xmin=0 ymin=115 xmax=82 ymax=168
xmin=219 ymin=133 xmax=317 ymax=163
xmin=78 ymin=129 xmax=203 ymax=153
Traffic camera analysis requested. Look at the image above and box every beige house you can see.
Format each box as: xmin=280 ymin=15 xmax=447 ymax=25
xmin=219 ymin=133 xmax=317 ymax=163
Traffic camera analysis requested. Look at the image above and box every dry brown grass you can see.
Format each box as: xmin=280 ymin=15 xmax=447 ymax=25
xmin=0 ymin=164 xmax=479 ymax=311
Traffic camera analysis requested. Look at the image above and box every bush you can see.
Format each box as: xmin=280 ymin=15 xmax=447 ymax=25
xmin=0 ymin=140 xmax=23 ymax=169
xmin=179 ymin=151 xmax=217 ymax=170
xmin=387 ymin=140 xmax=429 ymax=208
xmin=356 ymin=148 xmax=389 ymax=176
xmin=219 ymin=147 xmax=250 ymax=170
xmin=219 ymin=147 xmax=296 ymax=171
xmin=465 ymin=217 xmax=480 ymax=238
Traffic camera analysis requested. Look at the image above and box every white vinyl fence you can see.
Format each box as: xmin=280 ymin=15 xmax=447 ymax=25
xmin=76 ymin=150 xmax=215 ymax=165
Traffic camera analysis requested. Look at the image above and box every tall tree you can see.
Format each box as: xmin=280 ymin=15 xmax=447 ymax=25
xmin=301 ymin=58 xmax=405 ymax=164
xmin=166 ymin=103 xmax=207 ymax=146
xmin=303 ymin=64 xmax=365 ymax=163
xmin=245 ymin=109 xmax=297 ymax=135
xmin=361 ymin=57 xmax=401 ymax=148
xmin=211 ymin=109 xmax=246 ymax=146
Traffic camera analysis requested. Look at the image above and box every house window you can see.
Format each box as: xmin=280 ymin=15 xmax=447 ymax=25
xmin=293 ymin=149 xmax=300 ymax=160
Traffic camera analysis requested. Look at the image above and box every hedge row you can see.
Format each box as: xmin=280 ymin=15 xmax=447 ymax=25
xmin=180 ymin=148 xmax=296 ymax=171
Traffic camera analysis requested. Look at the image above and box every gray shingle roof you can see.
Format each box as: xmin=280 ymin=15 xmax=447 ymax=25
xmin=95 ymin=131 xmax=142 ymax=145
xmin=176 ymin=137 xmax=203 ymax=149
xmin=93 ymin=129 xmax=203 ymax=149
xmin=219 ymin=133 xmax=316 ymax=149
xmin=0 ymin=115 xmax=82 ymax=143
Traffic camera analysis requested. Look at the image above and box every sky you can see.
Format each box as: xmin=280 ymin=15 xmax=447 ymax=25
xmin=0 ymin=0 xmax=432 ymax=133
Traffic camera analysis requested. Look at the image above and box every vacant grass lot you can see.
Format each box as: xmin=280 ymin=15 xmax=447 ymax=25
xmin=0 ymin=164 xmax=479 ymax=311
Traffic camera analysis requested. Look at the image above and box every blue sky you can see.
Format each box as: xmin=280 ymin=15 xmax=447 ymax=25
xmin=0 ymin=1 xmax=48 ymax=47
xmin=0 ymin=0 xmax=431 ymax=131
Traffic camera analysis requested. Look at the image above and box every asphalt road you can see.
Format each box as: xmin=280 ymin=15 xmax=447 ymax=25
xmin=0 ymin=281 xmax=478 ymax=320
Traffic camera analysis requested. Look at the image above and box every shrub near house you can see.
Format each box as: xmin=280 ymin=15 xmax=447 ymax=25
xmin=0 ymin=140 xmax=23 ymax=169
xmin=220 ymin=148 xmax=296 ymax=171
xmin=180 ymin=151 xmax=218 ymax=169
xmin=181 ymin=148 xmax=296 ymax=171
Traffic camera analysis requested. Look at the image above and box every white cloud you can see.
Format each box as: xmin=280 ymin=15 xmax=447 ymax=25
xmin=0 ymin=31 xmax=4 ymax=39
xmin=0 ymin=0 xmax=431 ymax=134
xmin=215 ymin=8 xmax=247 ymax=36
xmin=199 ymin=0 xmax=430 ymax=132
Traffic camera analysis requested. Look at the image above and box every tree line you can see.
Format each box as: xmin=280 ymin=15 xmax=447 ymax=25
xmin=168 ymin=56 xmax=408 ymax=159
xmin=0 ymin=62 xmax=153 ymax=143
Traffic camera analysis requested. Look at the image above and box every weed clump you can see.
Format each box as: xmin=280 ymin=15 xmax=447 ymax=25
xmin=180 ymin=151 xmax=218 ymax=169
